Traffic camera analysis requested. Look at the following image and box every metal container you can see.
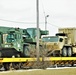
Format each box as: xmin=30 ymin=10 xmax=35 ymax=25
xmin=59 ymin=28 xmax=76 ymax=45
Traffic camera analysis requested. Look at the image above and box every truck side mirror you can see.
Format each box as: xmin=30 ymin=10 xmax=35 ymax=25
xmin=59 ymin=38 xmax=63 ymax=42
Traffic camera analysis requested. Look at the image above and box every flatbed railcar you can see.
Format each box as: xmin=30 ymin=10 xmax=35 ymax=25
xmin=0 ymin=26 xmax=76 ymax=70
xmin=0 ymin=57 xmax=76 ymax=70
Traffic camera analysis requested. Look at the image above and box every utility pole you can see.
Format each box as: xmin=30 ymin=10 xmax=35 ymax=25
xmin=36 ymin=0 xmax=40 ymax=62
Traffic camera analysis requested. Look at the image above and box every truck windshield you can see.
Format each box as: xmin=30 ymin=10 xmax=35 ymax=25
xmin=7 ymin=34 xmax=15 ymax=43
xmin=42 ymin=37 xmax=58 ymax=42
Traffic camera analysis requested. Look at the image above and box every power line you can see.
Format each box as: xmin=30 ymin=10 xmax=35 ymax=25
xmin=48 ymin=22 xmax=60 ymax=28
xmin=40 ymin=1 xmax=60 ymax=28
xmin=0 ymin=18 xmax=44 ymax=24
xmin=40 ymin=0 xmax=45 ymax=17
xmin=0 ymin=18 xmax=35 ymax=24
xmin=0 ymin=18 xmax=60 ymax=28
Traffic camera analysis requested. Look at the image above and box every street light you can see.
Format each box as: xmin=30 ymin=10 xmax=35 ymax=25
xmin=45 ymin=15 xmax=49 ymax=30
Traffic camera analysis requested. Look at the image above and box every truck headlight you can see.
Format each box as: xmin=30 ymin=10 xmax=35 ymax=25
xmin=5 ymin=45 xmax=9 ymax=47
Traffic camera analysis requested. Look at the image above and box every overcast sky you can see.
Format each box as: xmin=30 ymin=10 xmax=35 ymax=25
xmin=0 ymin=0 xmax=76 ymax=35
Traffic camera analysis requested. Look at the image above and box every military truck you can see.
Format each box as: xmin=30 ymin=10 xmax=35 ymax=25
xmin=23 ymin=28 xmax=49 ymax=57
xmin=0 ymin=27 xmax=48 ymax=57
xmin=42 ymin=28 xmax=76 ymax=57
xmin=58 ymin=28 xmax=76 ymax=56
xmin=0 ymin=27 xmax=24 ymax=57
xmin=42 ymin=34 xmax=72 ymax=57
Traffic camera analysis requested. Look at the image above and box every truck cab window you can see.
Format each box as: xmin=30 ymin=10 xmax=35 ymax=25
xmin=7 ymin=34 xmax=15 ymax=43
xmin=59 ymin=38 xmax=63 ymax=42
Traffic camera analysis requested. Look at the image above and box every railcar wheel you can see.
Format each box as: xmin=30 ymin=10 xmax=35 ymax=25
xmin=11 ymin=63 xmax=22 ymax=70
xmin=3 ymin=63 xmax=10 ymax=71
xmin=62 ymin=47 xmax=67 ymax=57
xmin=67 ymin=47 xmax=72 ymax=57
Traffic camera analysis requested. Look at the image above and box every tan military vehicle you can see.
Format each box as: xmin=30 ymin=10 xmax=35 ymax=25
xmin=42 ymin=34 xmax=71 ymax=56
xmin=42 ymin=28 xmax=76 ymax=57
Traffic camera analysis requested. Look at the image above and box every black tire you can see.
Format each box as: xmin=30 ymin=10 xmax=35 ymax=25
xmin=67 ymin=47 xmax=72 ymax=57
xmin=62 ymin=47 xmax=67 ymax=57
xmin=23 ymin=46 xmax=30 ymax=57
xmin=0 ymin=52 xmax=2 ymax=57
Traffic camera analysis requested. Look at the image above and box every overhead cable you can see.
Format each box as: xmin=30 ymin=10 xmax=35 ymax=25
xmin=0 ymin=18 xmax=37 ymax=24
xmin=0 ymin=18 xmax=60 ymax=27
xmin=48 ymin=22 xmax=60 ymax=28
xmin=0 ymin=18 xmax=45 ymax=24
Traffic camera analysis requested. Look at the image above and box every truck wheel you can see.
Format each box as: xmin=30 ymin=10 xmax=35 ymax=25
xmin=62 ymin=47 xmax=67 ymax=57
xmin=23 ymin=46 xmax=30 ymax=57
xmin=67 ymin=47 xmax=72 ymax=57
xmin=0 ymin=52 xmax=2 ymax=57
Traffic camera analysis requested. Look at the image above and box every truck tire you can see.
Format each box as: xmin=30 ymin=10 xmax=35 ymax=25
xmin=23 ymin=46 xmax=30 ymax=57
xmin=67 ymin=47 xmax=72 ymax=57
xmin=62 ymin=47 xmax=67 ymax=57
xmin=0 ymin=52 xmax=2 ymax=57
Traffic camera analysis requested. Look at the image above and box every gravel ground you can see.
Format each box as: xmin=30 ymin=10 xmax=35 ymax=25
xmin=0 ymin=67 xmax=76 ymax=75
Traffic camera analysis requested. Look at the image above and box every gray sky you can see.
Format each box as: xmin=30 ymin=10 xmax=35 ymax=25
xmin=0 ymin=0 xmax=76 ymax=35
